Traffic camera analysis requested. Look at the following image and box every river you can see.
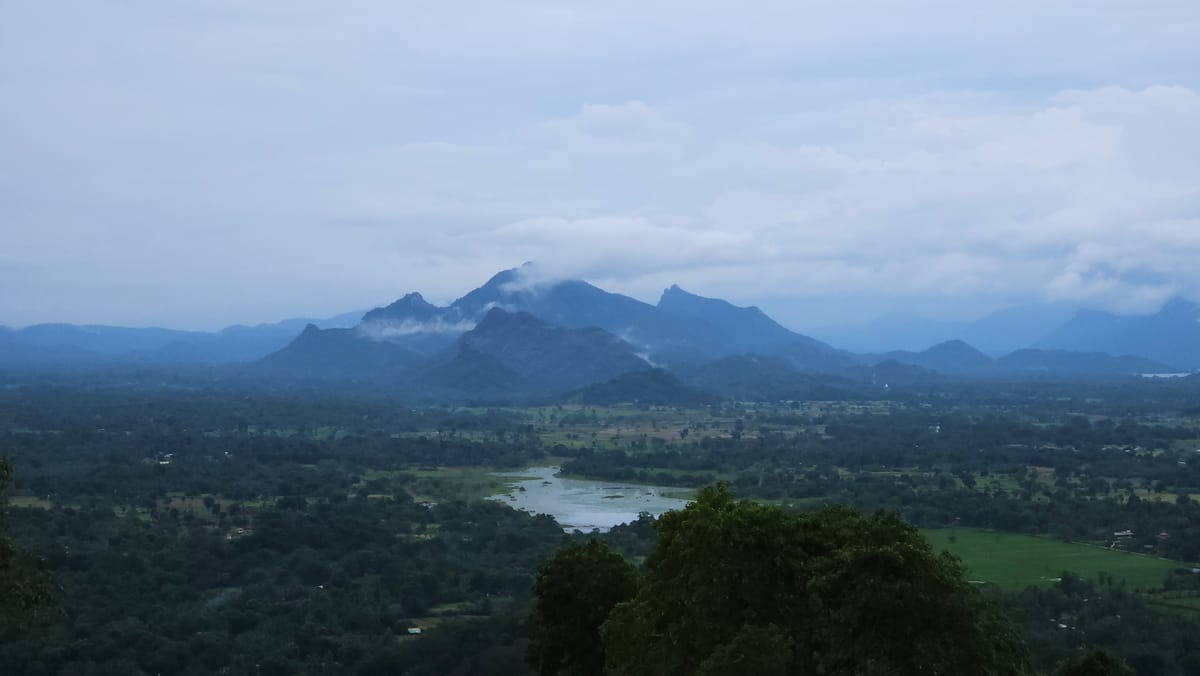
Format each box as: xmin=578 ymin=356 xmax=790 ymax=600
xmin=488 ymin=466 xmax=691 ymax=532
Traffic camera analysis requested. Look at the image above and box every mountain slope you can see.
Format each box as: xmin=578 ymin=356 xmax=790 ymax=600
xmin=656 ymin=285 xmax=824 ymax=353
xmin=768 ymin=340 xmax=864 ymax=373
xmin=1 ymin=312 xmax=363 ymax=366
xmin=675 ymin=354 xmax=857 ymax=401
xmin=876 ymin=340 xmax=996 ymax=376
xmin=997 ymin=349 xmax=1171 ymax=377
xmin=232 ymin=266 xmax=849 ymax=377
xmin=1037 ymin=298 xmax=1200 ymax=370
xmin=417 ymin=346 xmax=530 ymax=396
xmin=424 ymin=308 xmax=651 ymax=393
xmin=449 ymin=268 xmax=725 ymax=361
xmin=570 ymin=369 xmax=713 ymax=405
xmin=257 ymin=325 xmax=423 ymax=379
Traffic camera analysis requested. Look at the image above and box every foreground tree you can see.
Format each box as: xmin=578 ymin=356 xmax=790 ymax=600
xmin=601 ymin=485 xmax=1030 ymax=675
xmin=528 ymin=539 xmax=637 ymax=676
xmin=1053 ymin=650 xmax=1133 ymax=676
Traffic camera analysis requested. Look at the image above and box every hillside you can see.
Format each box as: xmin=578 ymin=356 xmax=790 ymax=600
xmin=425 ymin=308 xmax=652 ymax=394
xmin=1038 ymin=298 xmax=1200 ymax=370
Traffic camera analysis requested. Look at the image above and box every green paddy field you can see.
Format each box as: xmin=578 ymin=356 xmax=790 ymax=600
xmin=923 ymin=527 xmax=1187 ymax=591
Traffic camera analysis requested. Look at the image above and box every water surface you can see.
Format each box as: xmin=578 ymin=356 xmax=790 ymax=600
xmin=489 ymin=466 xmax=690 ymax=532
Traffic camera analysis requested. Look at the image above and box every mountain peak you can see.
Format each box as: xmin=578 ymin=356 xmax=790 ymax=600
xmin=474 ymin=262 xmax=540 ymax=291
xmin=479 ymin=267 xmax=521 ymax=290
xmin=922 ymin=340 xmax=993 ymax=365
xmin=924 ymin=339 xmax=986 ymax=355
xmin=656 ymin=284 xmax=820 ymax=353
xmin=658 ymin=284 xmax=704 ymax=305
xmin=389 ymin=291 xmax=435 ymax=310
xmin=361 ymin=292 xmax=441 ymax=322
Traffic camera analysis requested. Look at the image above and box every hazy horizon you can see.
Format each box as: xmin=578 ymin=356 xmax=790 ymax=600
xmin=4 ymin=1 xmax=1199 ymax=331
xmin=0 ymin=259 xmax=1127 ymax=341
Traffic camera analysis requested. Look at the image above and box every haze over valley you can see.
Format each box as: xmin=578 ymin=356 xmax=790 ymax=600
xmin=4 ymin=1 xmax=1200 ymax=674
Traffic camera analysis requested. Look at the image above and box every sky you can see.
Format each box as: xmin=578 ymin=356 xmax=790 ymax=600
xmin=2 ymin=0 xmax=1199 ymax=331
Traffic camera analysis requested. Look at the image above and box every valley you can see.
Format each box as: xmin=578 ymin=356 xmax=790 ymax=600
xmin=4 ymin=378 xmax=1200 ymax=673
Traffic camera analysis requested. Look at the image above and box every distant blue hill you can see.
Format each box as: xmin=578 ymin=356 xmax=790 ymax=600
xmin=813 ymin=303 xmax=1078 ymax=355
xmin=6 ymin=265 xmax=1191 ymax=396
xmin=862 ymin=339 xmax=1173 ymax=379
xmin=0 ymin=311 xmax=363 ymax=368
xmin=258 ymin=266 xmax=860 ymax=389
xmin=330 ymin=264 xmax=844 ymax=367
xmin=257 ymin=324 xmax=423 ymax=380
xmin=875 ymin=340 xmax=996 ymax=376
xmin=1037 ymin=298 xmax=1200 ymax=370
xmin=997 ymin=349 xmax=1172 ymax=377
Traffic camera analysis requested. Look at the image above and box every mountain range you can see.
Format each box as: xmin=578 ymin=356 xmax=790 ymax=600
xmin=346 ymin=266 xmax=837 ymax=365
xmin=813 ymin=303 xmax=1080 ymax=355
xmin=1036 ymin=298 xmax=1200 ymax=371
xmin=3 ymin=265 xmax=1195 ymax=400
xmin=0 ymin=311 xmax=363 ymax=369
xmin=868 ymin=340 xmax=1172 ymax=378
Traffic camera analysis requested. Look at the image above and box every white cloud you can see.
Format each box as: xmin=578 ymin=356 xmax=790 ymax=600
xmin=2 ymin=1 xmax=1199 ymax=328
xmin=355 ymin=318 xmax=476 ymax=340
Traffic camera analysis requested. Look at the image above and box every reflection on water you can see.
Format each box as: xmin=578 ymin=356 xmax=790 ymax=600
xmin=488 ymin=466 xmax=691 ymax=532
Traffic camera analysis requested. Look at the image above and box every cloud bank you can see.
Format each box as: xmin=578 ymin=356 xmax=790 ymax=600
xmin=2 ymin=1 xmax=1198 ymax=329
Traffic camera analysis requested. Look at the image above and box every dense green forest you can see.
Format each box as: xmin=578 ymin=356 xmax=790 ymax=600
xmin=2 ymin=376 xmax=1200 ymax=674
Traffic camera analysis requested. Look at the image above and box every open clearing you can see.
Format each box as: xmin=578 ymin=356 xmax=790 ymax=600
xmin=923 ymin=527 xmax=1186 ymax=591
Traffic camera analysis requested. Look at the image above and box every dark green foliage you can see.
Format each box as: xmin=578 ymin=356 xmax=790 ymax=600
xmin=1054 ymin=650 xmax=1134 ymax=676
xmin=6 ymin=377 xmax=1200 ymax=673
xmin=570 ymin=369 xmax=713 ymax=406
xmin=1008 ymin=575 xmax=1200 ymax=675
xmin=694 ymin=624 xmax=791 ymax=676
xmin=558 ymin=401 xmax=1200 ymax=562
xmin=601 ymin=486 xmax=1030 ymax=675
xmin=0 ymin=395 xmax=558 ymax=674
xmin=357 ymin=615 xmax=533 ymax=676
xmin=0 ymin=458 xmax=57 ymax=633
xmin=528 ymin=539 xmax=636 ymax=676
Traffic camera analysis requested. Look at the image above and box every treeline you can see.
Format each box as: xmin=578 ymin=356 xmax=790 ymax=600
xmin=560 ymin=409 xmax=1200 ymax=561
xmin=1012 ymin=574 xmax=1200 ymax=675
xmin=2 ymin=494 xmax=565 ymax=675
xmin=0 ymin=389 xmax=558 ymax=674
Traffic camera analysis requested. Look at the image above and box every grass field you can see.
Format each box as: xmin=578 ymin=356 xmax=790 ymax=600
xmin=1143 ymin=592 xmax=1200 ymax=618
xmin=922 ymin=528 xmax=1185 ymax=591
xmin=9 ymin=495 xmax=54 ymax=509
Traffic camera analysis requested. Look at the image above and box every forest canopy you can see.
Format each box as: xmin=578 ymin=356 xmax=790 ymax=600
xmin=534 ymin=486 xmax=1031 ymax=676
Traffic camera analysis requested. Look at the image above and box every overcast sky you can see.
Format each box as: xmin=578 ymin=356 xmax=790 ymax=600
xmin=3 ymin=1 xmax=1199 ymax=331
